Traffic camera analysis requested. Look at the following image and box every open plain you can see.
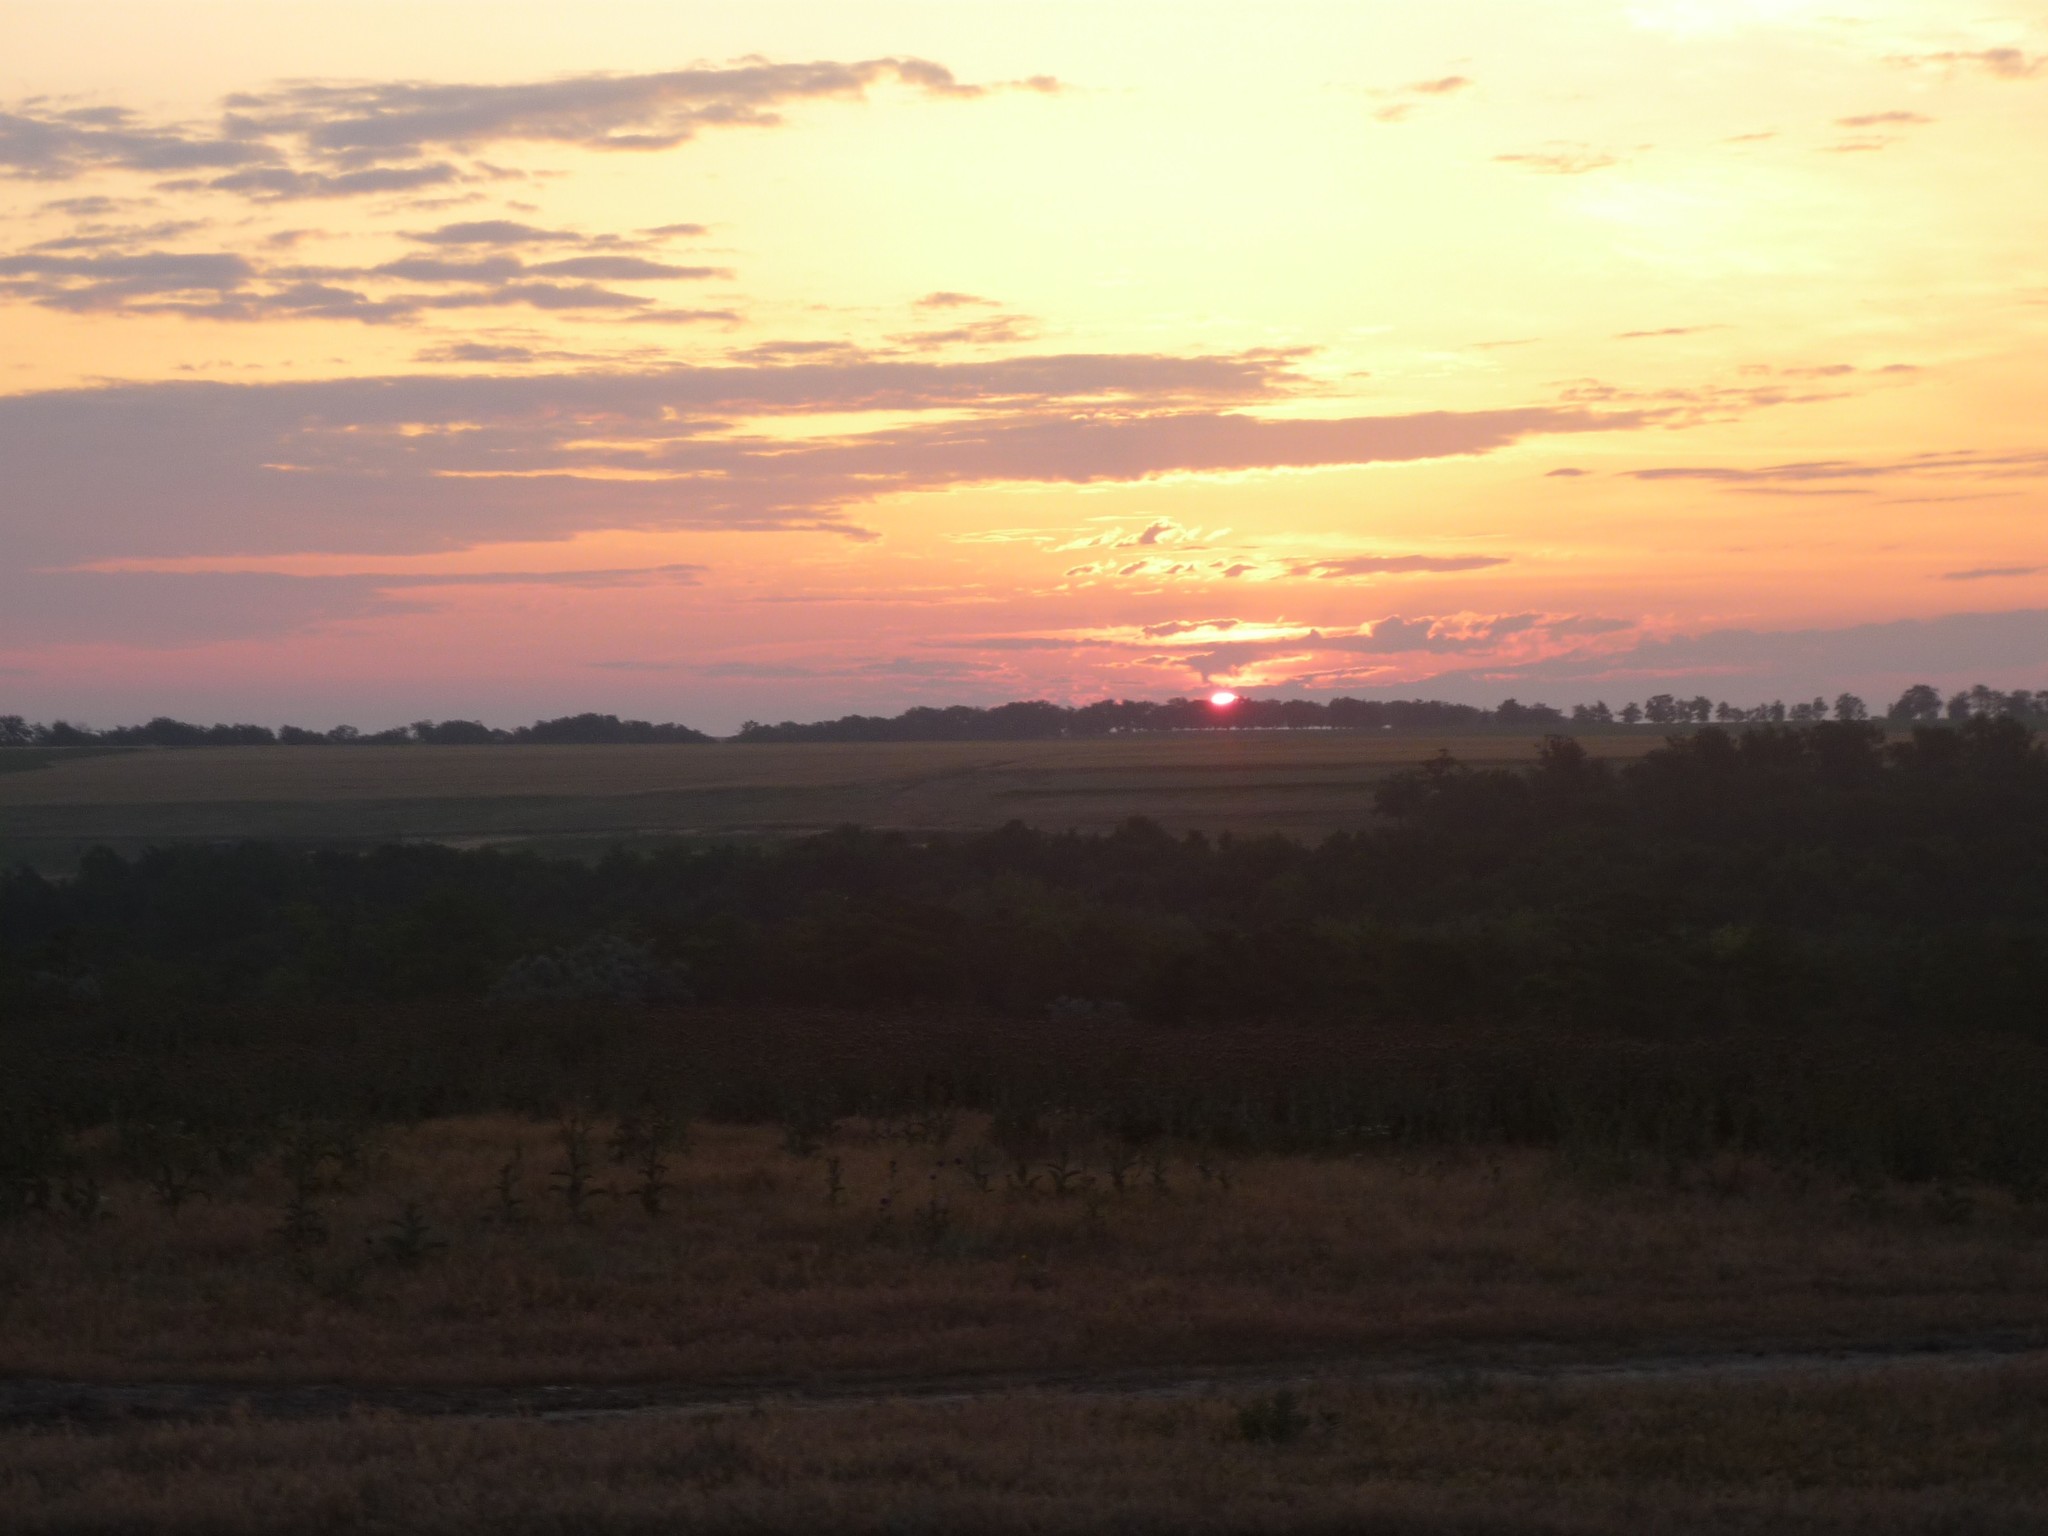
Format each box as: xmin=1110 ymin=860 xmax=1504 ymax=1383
xmin=0 ymin=733 xmax=1666 ymax=870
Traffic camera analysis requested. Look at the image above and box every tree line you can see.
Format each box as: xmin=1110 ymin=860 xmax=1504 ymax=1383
xmin=4 ymin=683 xmax=2045 ymax=749
xmin=0 ymin=712 xmax=712 ymax=749
xmin=6 ymin=717 xmax=2046 ymax=1042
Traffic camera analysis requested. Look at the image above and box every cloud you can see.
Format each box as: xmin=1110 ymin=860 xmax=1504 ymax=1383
xmin=0 ymin=249 xmax=257 ymax=311
xmin=219 ymin=58 xmax=1047 ymax=163
xmin=0 ymin=562 xmax=706 ymax=648
xmin=1290 ymin=554 xmax=1510 ymax=579
xmin=409 ymin=219 xmax=586 ymax=245
xmin=915 ymin=290 xmax=999 ymax=309
xmin=0 ymin=568 xmax=423 ymax=647
xmin=1 ymin=58 xmax=1052 ymax=204
xmin=194 ymin=163 xmax=463 ymax=200
xmin=0 ymin=235 xmax=733 ymax=324
xmin=1887 ymin=49 xmax=2044 ymax=80
xmin=1428 ymin=608 xmax=2048 ymax=697
xmin=0 ymin=105 xmax=272 ymax=179
xmin=1142 ymin=618 xmax=1240 ymax=639
xmin=1837 ymin=111 xmax=1934 ymax=128
xmin=1494 ymin=145 xmax=1624 ymax=175
xmin=1369 ymin=74 xmax=1472 ymax=123
xmin=889 ymin=313 xmax=1038 ymax=350
xmin=0 ymin=353 xmax=1637 ymax=567
xmin=1615 ymin=325 xmax=1724 ymax=340
xmin=1941 ymin=565 xmax=2043 ymax=581
xmin=1624 ymin=449 xmax=2048 ymax=486
xmin=526 ymin=255 xmax=725 ymax=280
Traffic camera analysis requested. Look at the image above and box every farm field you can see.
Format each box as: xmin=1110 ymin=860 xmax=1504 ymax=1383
xmin=0 ymin=733 xmax=1666 ymax=870
xmin=7 ymin=1109 xmax=2047 ymax=1534
xmin=12 ymin=1358 xmax=2047 ymax=1535
xmin=7 ymin=1113 xmax=2046 ymax=1391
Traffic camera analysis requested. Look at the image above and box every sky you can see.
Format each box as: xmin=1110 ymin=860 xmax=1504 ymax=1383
xmin=2 ymin=0 xmax=2046 ymax=733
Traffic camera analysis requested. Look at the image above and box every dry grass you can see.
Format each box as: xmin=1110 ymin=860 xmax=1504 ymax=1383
xmin=0 ymin=734 xmax=1667 ymax=866
xmin=5 ymin=1117 xmax=2045 ymax=1388
xmin=8 ymin=1361 xmax=2048 ymax=1533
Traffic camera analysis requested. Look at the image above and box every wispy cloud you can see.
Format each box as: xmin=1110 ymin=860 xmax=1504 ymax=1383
xmin=1369 ymin=74 xmax=1473 ymax=124
xmin=0 ymin=353 xmax=1639 ymax=569
xmin=1494 ymin=144 xmax=1626 ymax=175
xmin=0 ymin=59 xmax=1058 ymax=200
xmin=1941 ymin=565 xmax=2043 ymax=581
xmin=1288 ymin=554 xmax=1510 ymax=579
xmin=1887 ymin=49 xmax=2044 ymax=81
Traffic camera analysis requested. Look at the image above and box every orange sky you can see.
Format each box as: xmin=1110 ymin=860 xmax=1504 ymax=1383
xmin=3 ymin=0 xmax=2046 ymax=730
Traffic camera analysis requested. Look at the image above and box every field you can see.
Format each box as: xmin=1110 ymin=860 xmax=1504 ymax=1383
xmin=0 ymin=733 xmax=1664 ymax=871
xmin=6 ymin=1109 xmax=2047 ymax=1533
xmin=10 ymin=723 xmax=2048 ymax=1530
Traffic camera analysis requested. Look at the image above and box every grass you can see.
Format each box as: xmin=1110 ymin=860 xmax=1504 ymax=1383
xmin=0 ymin=734 xmax=1667 ymax=871
xmin=5 ymin=1115 xmax=2045 ymax=1389
xmin=8 ymin=1361 xmax=2048 ymax=1533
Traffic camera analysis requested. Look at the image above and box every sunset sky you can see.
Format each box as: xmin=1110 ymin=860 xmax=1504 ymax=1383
xmin=4 ymin=0 xmax=2046 ymax=731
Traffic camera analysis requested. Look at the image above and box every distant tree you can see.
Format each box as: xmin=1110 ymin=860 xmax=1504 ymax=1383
xmin=1644 ymin=694 xmax=1680 ymax=726
xmin=0 ymin=714 xmax=32 ymax=746
xmin=1714 ymin=701 xmax=1741 ymax=723
xmin=1619 ymin=702 xmax=1644 ymax=726
xmin=412 ymin=719 xmax=499 ymax=745
xmin=1889 ymin=684 xmax=1942 ymax=723
xmin=277 ymin=726 xmax=326 ymax=745
xmin=1833 ymin=693 xmax=1868 ymax=722
xmin=1570 ymin=701 xmax=1613 ymax=726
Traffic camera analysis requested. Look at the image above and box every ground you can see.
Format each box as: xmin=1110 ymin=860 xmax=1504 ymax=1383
xmin=0 ymin=733 xmax=1664 ymax=871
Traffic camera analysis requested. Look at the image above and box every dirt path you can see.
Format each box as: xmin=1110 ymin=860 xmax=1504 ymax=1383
xmin=7 ymin=1337 xmax=2043 ymax=1431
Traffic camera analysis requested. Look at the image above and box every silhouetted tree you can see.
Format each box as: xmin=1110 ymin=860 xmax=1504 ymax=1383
xmin=1889 ymin=684 xmax=1943 ymax=723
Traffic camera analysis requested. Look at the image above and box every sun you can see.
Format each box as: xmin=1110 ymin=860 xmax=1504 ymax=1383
xmin=1209 ymin=690 xmax=1239 ymax=707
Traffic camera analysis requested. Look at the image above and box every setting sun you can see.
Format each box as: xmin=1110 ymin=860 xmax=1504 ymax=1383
xmin=1209 ymin=691 xmax=1240 ymax=708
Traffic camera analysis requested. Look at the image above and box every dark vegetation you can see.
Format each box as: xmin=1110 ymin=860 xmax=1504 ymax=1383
xmin=6 ymin=719 xmax=2048 ymax=1196
xmin=5 ymin=681 xmax=2044 ymax=747
xmin=0 ymin=712 xmax=712 ymax=748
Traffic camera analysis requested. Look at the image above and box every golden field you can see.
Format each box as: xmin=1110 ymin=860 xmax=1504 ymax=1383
xmin=6 ymin=1115 xmax=2043 ymax=1389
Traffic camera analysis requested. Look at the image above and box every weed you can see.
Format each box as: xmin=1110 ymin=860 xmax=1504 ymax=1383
xmin=135 ymin=1125 xmax=210 ymax=1214
xmin=492 ymin=1144 xmax=529 ymax=1228
xmin=278 ymin=1182 xmax=328 ymax=1250
xmin=779 ymin=1097 xmax=836 ymax=1159
xmin=1103 ymin=1143 xmax=1142 ymax=1196
xmin=1147 ymin=1153 xmax=1172 ymax=1197
xmin=375 ymin=1200 xmax=445 ymax=1267
xmin=630 ymin=1114 xmax=676 ymax=1217
xmin=961 ymin=1143 xmax=999 ymax=1194
xmin=911 ymin=1169 xmax=954 ymax=1247
xmin=1041 ymin=1153 xmax=1093 ymax=1198
xmin=1005 ymin=1156 xmax=1041 ymax=1196
xmin=550 ymin=1111 xmax=605 ymax=1223
xmin=904 ymin=1101 xmax=958 ymax=1147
